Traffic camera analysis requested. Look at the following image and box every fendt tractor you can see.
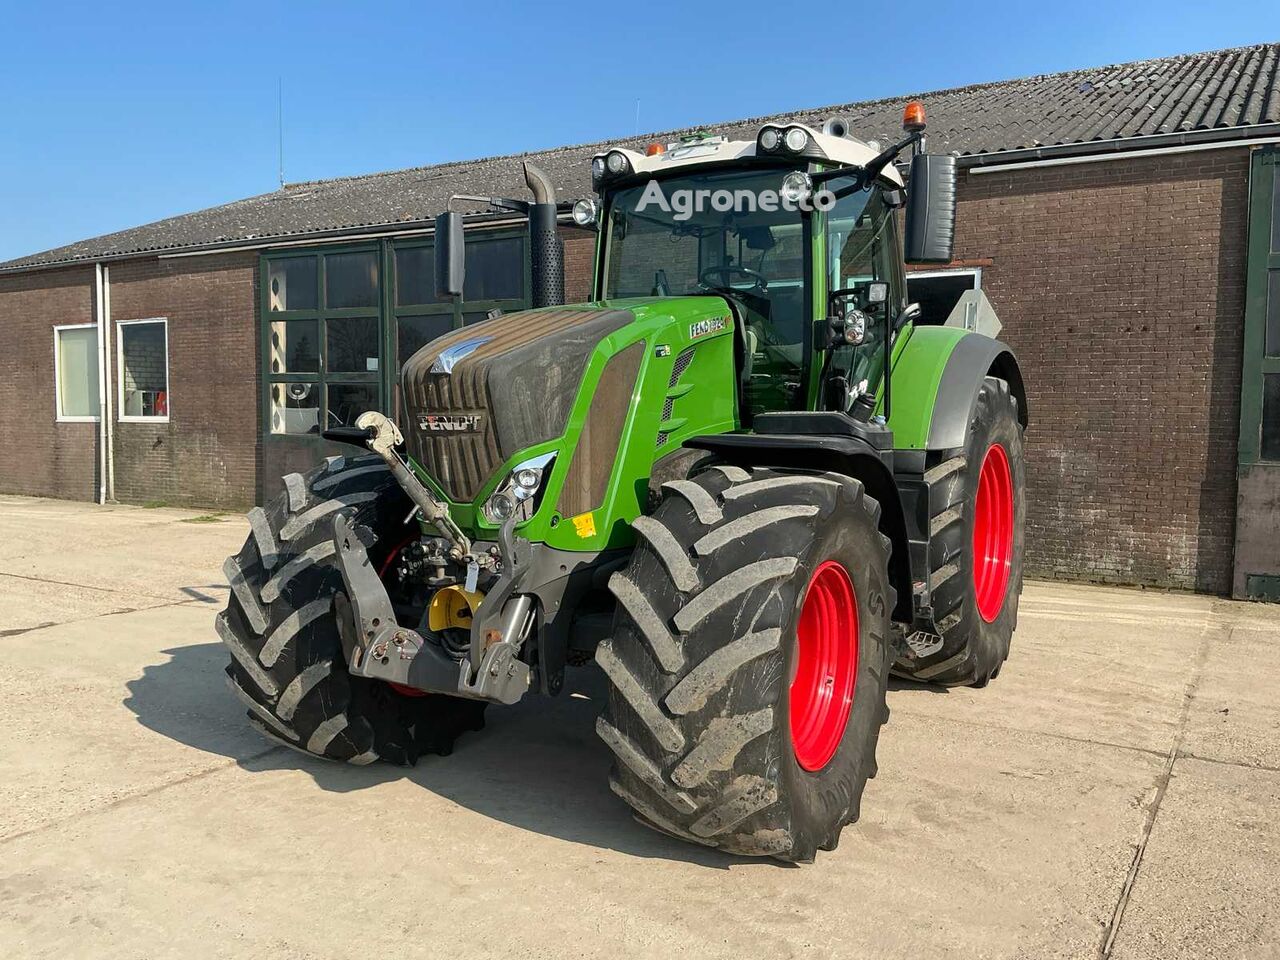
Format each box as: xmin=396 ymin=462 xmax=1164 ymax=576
xmin=218 ymin=101 xmax=1027 ymax=862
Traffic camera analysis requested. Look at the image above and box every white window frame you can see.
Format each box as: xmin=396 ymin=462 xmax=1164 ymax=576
xmin=116 ymin=317 xmax=170 ymax=423
xmin=53 ymin=323 xmax=101 ymax=423
xmin=906 ymin=266 xmax=983 ymax=288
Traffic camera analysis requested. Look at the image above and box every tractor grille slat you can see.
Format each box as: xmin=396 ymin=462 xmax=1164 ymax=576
xmin=656 ymin=346 xmax=696 ymax=448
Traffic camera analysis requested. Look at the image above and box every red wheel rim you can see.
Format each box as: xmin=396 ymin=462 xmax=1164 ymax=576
xmin=973 ymin=443 xmax=1014 ymax=623
xmin=789 ymin=561 xmax=859 ymax=772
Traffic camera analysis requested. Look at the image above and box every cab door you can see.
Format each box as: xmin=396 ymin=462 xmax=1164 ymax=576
xmin=823 ymin=186 xmax=904 ymax=408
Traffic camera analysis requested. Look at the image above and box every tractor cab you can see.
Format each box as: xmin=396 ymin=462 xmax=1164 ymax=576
xmin=581 ymin=109 xmax=957 ymax=423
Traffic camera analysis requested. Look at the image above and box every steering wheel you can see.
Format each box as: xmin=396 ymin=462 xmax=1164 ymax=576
xmin=698 ymin=264 xmax=769 ymax=294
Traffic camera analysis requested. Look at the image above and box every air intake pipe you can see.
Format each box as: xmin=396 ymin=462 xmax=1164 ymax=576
xmin=523 ymin=161 xmax=564 ymax=308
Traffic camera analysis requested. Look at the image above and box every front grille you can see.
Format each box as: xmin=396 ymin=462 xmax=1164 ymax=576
xmin=406 ymin=363 xmax=500 ymax=503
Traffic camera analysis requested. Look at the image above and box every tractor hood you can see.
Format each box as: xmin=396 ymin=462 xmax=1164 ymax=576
xmin=401 ymin=306 xmax=636 ymax=502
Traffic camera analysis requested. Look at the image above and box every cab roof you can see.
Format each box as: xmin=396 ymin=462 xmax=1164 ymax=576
xmin=593 ymin=123 xmax=905 ymax=188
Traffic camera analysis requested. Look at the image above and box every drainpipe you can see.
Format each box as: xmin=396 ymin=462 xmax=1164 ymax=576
xmin=94 ymin=263 xmax=108 ymax=505
xmin=103 ymin=265 xmax=115 ymax=502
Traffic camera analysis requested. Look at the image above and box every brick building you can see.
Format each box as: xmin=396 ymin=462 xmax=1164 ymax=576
xmin=3 ymin=43 xmax=1279 ymax=598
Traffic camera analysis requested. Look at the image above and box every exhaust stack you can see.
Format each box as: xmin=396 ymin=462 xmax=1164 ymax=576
xmin=523 ymin=162 xmax=564 ymax=308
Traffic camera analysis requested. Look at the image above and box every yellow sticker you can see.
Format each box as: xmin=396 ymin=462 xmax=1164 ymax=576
xmin=570 ymin=512 xmax=596 ymax=538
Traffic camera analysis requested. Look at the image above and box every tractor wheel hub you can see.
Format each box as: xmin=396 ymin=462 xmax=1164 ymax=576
xmin=973 ymin=443 xmax=1014 ymax=622
xmin=790 ymin=561 xmax=859 ymax=772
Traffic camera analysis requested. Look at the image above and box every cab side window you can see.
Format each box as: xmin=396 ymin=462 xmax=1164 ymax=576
xmin=827 ymin=188 xmax=900 ymax=397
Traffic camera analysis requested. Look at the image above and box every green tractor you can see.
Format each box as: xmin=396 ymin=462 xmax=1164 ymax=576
xmin=218 ymin=102 xmax=1026 ymax=861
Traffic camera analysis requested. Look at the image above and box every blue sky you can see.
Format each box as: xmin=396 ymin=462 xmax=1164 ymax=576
xmin=0 ymin=1 xmax=1274 ymax=262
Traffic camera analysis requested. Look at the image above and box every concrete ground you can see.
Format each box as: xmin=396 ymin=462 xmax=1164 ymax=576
xmin=0 ymin=496 xmax=1277 ymax=960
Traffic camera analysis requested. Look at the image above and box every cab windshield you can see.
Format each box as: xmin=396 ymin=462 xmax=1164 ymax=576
xmin=603 ymin=167 xmax=809 ymax=414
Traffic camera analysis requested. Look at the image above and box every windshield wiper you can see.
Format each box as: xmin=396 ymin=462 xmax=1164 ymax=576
xmin=810 ymin=129 xmax=923 ymax=198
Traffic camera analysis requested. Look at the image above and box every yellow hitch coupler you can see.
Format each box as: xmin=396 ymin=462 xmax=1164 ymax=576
xmin=427 ymin=585 xmax=485 ymax=631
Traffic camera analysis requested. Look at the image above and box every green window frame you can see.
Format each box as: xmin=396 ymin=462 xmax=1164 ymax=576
xmin=261 ymin=243 xmax=383 ymax=438
xmin=1240 ymin=146 xmax=1280 ymax=464
xmin=260 ymin=229 xmax=531 ymax=441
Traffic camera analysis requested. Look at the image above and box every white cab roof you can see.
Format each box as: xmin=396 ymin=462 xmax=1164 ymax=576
xmin=595 ymin=123 xmax=904 ymax=187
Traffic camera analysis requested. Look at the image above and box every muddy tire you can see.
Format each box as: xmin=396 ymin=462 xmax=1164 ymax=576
xmin=217 ymin=455 xmax=486 ymax=765
xmin=597 ymin=465 xmax=893 ymax=862
xmin=894 ymin=376 xmax=1026 ymax=686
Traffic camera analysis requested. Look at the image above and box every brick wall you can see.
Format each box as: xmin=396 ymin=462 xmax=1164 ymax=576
xmin=562 ymin=226 xmax=597 ymax=302
xmin=956 ymin=149 xmax=1248 ymax=592
xmin=0 ymin=265 xmax=100 ymax=501
xmin=107 ymin=252 xmax=258 ymax=509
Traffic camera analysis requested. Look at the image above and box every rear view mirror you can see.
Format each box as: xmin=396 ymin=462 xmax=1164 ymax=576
xmin=903 ymin=154 xmax=957 ymax=264
xmin=434 ymin=211 xmax=466 ymax=300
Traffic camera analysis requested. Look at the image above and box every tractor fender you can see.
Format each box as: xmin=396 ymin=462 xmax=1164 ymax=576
xmin=927 ymin=334 xmax=1028 ymax=451
xmin=686 ymin=430 xmax=914 ymax=624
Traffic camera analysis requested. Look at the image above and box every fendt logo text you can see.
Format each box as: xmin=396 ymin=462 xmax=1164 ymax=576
xmin=417 ymin=413 xmax=484 ymax=433
xmin=690 ymin=318 xmax=727 ymax=339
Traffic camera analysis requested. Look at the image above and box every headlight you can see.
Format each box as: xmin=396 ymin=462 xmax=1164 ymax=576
xmin=591 ymin=156 xmax=606 ymax=182
xmin=572 ymin=198 xmax=599 ymax=226
xmin=758 ymin=127 xmax=781 ymax=151
xmin=486 ymin=492 xmax=516 ymax=523
xmin=482 ymin=453 xmax=555 ymax=524
xmin=784 ymin=127 xmax=809 ymax=152
xmin=605 ymin=150 xmax=629 ymax=174
xmin=780 ymin=170 xmax=813 ymax=204
xmin=843 ymin=310 xmax=868 ymax=345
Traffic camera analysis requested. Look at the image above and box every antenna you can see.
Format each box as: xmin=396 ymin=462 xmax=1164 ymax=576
xmin=277 ymin=77 xmax=285 ymax=188
xmin=634 ymin=99 xmax=640 ymax=136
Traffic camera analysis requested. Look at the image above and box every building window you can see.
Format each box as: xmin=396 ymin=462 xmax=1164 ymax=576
xmin=267 ymin=257 xmax=317 ymax=312
xmin=391 ymin=231 xmax=528 ymax=374
xmin=463 ymin=236 xmax=524 ymax=300
xmin=325 ymin=251 xmax=379 ymax=309
xmin=907 ymin=268 xmax=981 ymax=326
xmin=264 ymin=247 xmax=383 ymax=436
xmin=117 ymin=318 xmax=169 ymax=420
xmin=54 ymin=324 xmax=100 ymax=421
xmin=262 ymin=231 xmax=530 ymax=439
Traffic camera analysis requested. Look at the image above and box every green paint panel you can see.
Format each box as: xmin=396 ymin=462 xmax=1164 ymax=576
xmin=878 ymin=324 xmax=968 ymax=449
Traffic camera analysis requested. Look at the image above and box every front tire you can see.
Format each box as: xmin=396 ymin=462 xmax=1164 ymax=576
xmin=894 ymin=376 xmax=1026 ymax=686
xmin=217 ymin=455 xmax=486 ymax=765
xmin=597 ymin=466 xmax=893 ymax=862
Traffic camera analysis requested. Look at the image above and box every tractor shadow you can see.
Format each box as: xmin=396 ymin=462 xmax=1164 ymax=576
xmin=887 ymin=677 xmax=952 ymax=694
xmin=123 ymin=641 xmax=768 ymax=869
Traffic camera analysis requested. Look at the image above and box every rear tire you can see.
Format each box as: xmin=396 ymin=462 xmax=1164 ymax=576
xmin=217 ymin=455 xmax=486 ymax=765
xmin=894 ymin=376 xmax=1026 ymax=686
xmin=597 ymin=466 xmax=893 ymax=862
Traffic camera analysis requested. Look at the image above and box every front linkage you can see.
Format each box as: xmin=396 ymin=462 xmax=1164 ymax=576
xmin=330 ymin=411 xmax=531 ymax=704
xmin=332 ymin=411 xmax=613 ymax=706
